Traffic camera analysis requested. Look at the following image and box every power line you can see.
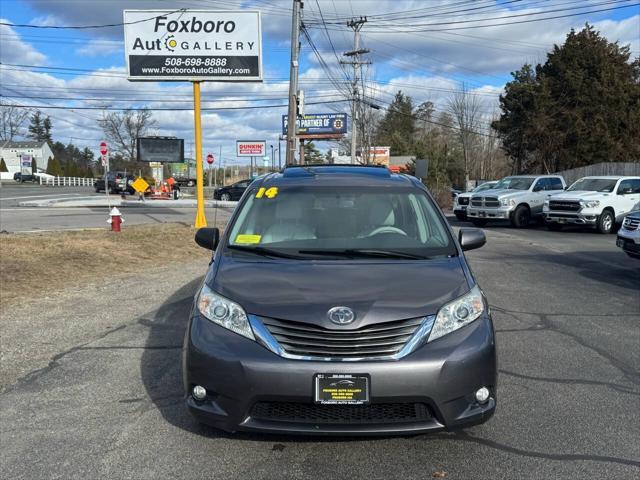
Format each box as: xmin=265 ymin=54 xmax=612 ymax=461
xmin=0 ymin=8 xmax=186 ymax=30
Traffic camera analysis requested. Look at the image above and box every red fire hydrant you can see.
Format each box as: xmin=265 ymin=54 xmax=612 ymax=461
xmin=108 ymin=207 xmax=124 ymax=232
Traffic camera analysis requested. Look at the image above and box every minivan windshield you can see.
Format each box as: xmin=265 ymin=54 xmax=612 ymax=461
xmin=567 ymin=178 xmax=617 ymax=192
xmin=227 ymin=186 xmax=456 ymax=259
xmin=492 ymin=177 xmax=534 ymax=190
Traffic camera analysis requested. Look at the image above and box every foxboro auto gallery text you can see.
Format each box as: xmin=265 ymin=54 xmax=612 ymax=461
xmin=131 ymin=16 xmax=257 ymax=52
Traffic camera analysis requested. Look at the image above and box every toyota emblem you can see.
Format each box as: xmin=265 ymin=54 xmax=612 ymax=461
xmin=327 ymin=306 xmax=356 ymax=325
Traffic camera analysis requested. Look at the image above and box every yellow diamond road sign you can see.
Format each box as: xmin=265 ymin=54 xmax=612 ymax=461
xmin=131 ymin=177 xmax=149 ymax=194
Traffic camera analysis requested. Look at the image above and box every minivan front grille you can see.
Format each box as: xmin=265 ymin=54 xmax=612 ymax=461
xmin=260 ymin=316 xmax=424 ymax=359
xmin=250 ymin=401 xmax=432 ymax=425
xmin=623 ymin=216 xmax=640 ymax=231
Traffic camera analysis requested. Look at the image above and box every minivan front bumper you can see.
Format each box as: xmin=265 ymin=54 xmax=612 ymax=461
xmin=182 ymin=311 xmax=497 ymax=435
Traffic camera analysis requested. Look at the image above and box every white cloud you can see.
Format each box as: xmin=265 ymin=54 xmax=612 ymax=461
xmin=0 ymin=20 xmax=47 ymax=65
xmin=75 ymin=39 xmax=122 ymax=57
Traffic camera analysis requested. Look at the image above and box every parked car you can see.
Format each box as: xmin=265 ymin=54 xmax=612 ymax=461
xmin=616 ymin=208 xmax=640 ymax=258
xmin=467 ymin=175 xmax=566 ymax=228
xmin=13 ymin=172 xmax=36 ymax=183
xmin=173 ymin=176 xmax=196 ymax=187
xmin=454 ymin=181 xmax=498 ymax=221
xmin=543 ymin=176 xmax=640 ymax=234
xmin=185 ymin=164 xmax=496 ymax=435
xmin=213 ymin=179 xmax=251 ymax=201
xmin=95 ymin=172 xmax=135 ymax=195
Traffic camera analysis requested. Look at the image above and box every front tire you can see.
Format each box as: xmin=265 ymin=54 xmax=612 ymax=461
xmin=511 ymin=205 xmax=530 ymax=228
xmin=455 ymin=213 xmax=466 ymax=221
xmin=597 ymin=210 xmax=614 ymax=234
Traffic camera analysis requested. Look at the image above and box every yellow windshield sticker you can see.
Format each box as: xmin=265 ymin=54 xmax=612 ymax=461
xmin=264 ymin=187 xmax=278 ymax=198
xmin=255 ymin=186 xmax=278 ymax=199
xmin=235 ymin=234 xmax=261 ymax=244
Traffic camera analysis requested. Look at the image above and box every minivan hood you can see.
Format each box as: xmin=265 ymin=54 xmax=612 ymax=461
xmin=210 ymin=256 xmax=470 ymax=328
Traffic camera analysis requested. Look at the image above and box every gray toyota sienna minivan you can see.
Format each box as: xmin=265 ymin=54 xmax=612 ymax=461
xmin=183 ymin=165 xmax=496 ymax=434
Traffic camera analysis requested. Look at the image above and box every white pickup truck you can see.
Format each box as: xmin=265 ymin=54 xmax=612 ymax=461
xmin=543 ymin=176 xmax=640 ymax=233
xmin=467 ymin=175 xmax=566 ymax=228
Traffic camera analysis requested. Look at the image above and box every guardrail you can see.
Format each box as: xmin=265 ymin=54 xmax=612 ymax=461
xmin=40 ymin=176 xmax=96 ymax=187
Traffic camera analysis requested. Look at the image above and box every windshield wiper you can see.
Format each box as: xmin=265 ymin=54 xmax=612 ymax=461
xmin=297 ymin=248 xmax=429 ymax=259
xmin=227 ymin=244 xmax=306 ymax=259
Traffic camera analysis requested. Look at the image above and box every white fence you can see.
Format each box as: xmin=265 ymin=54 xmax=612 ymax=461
xmin=40 ymin=176 xmax=96 ymax=187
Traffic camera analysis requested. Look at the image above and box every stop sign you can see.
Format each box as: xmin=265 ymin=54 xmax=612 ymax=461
xmin=206 ymin=153 xmax=214 ymax=165
xmin=99 ymin=141 xmax=108 ymax=156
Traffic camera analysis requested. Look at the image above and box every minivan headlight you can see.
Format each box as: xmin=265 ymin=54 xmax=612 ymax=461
xmin=197 ymin=284 xmax=255 ymax=340
xmin=428 ymin=286 xmax=485 ymax=342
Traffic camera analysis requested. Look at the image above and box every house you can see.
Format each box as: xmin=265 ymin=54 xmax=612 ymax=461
xmin=0 ymin=140 xmax=54 ymax=180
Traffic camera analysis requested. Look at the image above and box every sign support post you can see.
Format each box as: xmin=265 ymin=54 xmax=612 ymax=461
xmin=193 ymin=81 xmax=207 ymax=228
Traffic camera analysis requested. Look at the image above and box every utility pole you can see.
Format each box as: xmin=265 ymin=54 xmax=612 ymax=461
xmin=341 ymin=17 xmax=370 ymax=164
xmin=286 ymin=0 xmax=303 ymax=166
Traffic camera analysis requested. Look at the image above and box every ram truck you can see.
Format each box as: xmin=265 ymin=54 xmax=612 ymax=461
xmin=467 ymin=175 xmax=566 ymax=228
xmin=617 ymin=208 xmax=640 ymax=258
xmin=544 ymin=177 xmax=640 ymax=234
xmin=453 ymin=181 xmax=498 ymax=221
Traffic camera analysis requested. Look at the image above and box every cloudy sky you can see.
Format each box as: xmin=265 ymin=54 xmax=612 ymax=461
xmin=1 ymin=0 xmax=638 ymax=165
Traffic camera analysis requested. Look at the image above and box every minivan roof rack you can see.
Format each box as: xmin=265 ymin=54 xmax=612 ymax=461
xmin=283 ymin=163 xmax=387 ymax=169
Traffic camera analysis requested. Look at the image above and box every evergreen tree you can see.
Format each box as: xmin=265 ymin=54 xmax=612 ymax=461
xmin=304 ymin=142 xmax=324 ymax=163
xmin=493 ymin=24 xmax=640 ymax=173
xmin=42 ymin=116 xmax=53 ymax=142
xmin=31 ymin=158 xmax=37 ymax=174
xmin=46 ymin=157 xmax=63 ymax=176
xmin=374 ymin=91 xmax=415 ymax=155
xmin=27 ymin=111 xmax=45 ymax=141
xmin=0 ymin=158 xmax=7 ymax=172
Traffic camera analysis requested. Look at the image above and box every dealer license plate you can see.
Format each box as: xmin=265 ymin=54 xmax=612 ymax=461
xmin=314 ymin=374 xmax=369 ymax=405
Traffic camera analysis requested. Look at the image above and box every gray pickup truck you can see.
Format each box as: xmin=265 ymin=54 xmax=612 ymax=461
xmin=467 ymin=175 xmax=566 ymax=228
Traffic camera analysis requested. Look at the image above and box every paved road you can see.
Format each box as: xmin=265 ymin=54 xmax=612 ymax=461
xmin=1 ymin=213 xmax=639 ymax=479
xmin=0 ymin=184 xmax=232 ymax=232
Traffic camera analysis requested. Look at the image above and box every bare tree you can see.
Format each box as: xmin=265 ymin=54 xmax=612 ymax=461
xmin=447 ymin=85 xmax=483 ymax=188
xmin=98 ymin=109 xmax=156 ymax=161
xmin=0 ymin=104 xmax=31 ymax=142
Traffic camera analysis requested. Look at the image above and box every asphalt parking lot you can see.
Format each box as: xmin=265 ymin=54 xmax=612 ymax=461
xmin=1 ymin=213 xmax=639 ymax=479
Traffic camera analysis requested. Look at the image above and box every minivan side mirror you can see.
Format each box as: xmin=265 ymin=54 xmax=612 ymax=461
xmin=459 ymin=228 xmax=486 ymax=252
xmin=195 ymin=228 xmax=220 ymax=251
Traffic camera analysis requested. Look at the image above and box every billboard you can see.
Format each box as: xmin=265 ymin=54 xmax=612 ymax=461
xmin=236 ymin=140 xmax=266 ymax=157
xmin=282 ymin=113 xmax=347 ymax=136
xmin=137 ymin=137 xmax=185 ymax=163
xmin=123 ymin=10 xmax=262 ymax=81
xmin=368 ymin=146 xmax=391 ymax=166
xmin=20 ymin=154 xmax=32 ymax=176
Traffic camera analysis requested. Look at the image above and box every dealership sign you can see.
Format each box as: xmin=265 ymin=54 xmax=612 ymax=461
xmin=20 ymin=154 xmax=32 ymax=176
xmin=123 ymin=10 xmax=262 ymax=81
xmin=368 ymin=146 xmax=391 ymax=166
xmin=137 ymin=137 xmax=185 ymax=163
xmin=282 ymin=113 xmax=347 ymax=136
xmin=236 ymin=141 xmax=266 ymax=157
